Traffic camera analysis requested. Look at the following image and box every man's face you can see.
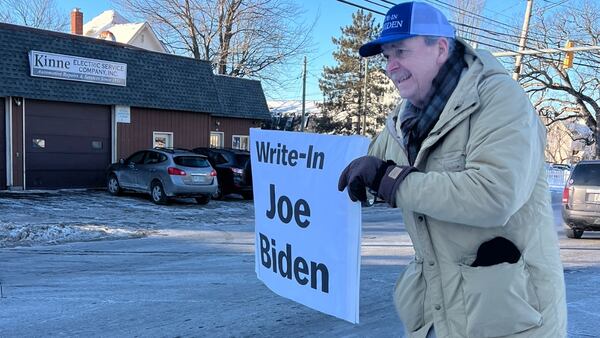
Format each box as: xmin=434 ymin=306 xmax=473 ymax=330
xmin=382 ymin=36 xmax=448 ymax=108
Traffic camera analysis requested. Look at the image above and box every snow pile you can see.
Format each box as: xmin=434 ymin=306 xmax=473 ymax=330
xmin=0 ymin=222 xmax=149 ymax=248
xmin=0 ymin=191 xmax=254 ymax=248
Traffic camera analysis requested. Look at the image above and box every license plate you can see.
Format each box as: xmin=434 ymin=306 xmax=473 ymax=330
xmin=192 ymin=175 xmax=202 ymax=183
xmin=587 ymin=193 xmax=600 ymax=203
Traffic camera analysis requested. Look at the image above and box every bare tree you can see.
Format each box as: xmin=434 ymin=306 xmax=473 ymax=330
xmin=0 ymin=0 xmax=68 ymax=31
xmin=113 ymin=0 xmax=313 ymax=86
xmin=452 ymin=0 xmax=485 ymax=47
xmin=519 ymin=0 xmax=600 ymax=158
xmin=543 ymin=115 xmax=576 ymax=164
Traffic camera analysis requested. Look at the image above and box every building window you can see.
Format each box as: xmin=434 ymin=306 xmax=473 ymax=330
xmin=153 ymin=132 xmax=173 ymax=148
xmin=232 ymin=135 xmax=249 ymax=150
xmin=210 ymin=131 xmax=224 ymax=148
xmin=32 ymin=138 xmax=46 ymax=148
xmin=91 ymin=141 xmax=103 ymax=150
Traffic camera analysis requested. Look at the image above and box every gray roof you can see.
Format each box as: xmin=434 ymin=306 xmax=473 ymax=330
xmin=0 ymin=23 xmax=224 ymax=114
xmin=212 ymin=75 xmax=271 ymax=120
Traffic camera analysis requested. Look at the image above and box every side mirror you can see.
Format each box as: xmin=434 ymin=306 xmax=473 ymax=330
xmin=119 ymin=158 xmax=125 ymax=165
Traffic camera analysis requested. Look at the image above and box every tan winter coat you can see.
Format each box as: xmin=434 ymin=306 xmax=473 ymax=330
xmin=369 ymin=41 xmax=567 ymax=338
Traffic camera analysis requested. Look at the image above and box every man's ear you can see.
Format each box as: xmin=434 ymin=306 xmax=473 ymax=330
xmin=436 ymin=38 xmax=450 ymax=64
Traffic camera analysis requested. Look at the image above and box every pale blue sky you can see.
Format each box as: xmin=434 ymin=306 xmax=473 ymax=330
xmin=54 ymin=0 xmax=530 ymax=102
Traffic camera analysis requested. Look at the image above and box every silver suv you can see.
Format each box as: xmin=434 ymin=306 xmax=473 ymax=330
xmin=562 ymin=160 xmax=600 ymax=238
xmin=106 ymin=148 xmax=218 ymax=205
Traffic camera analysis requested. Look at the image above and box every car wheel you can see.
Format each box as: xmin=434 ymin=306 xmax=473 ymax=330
xmin=151 ymin=181 xmax=168 ymax=205
xmin=213 ymin=185 xmax=224 ymax=200
xmin=241 ymin=191 xmax=253 ymax=200
xmin=565 ymin=228 xmax=583 ymax=239
xmin=107 ymin=174 xmax=121 ymax=196
xmin=195 ymin=195 xmax=211 ymax=205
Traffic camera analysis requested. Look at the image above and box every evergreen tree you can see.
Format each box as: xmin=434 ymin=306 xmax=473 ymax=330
xmin=315 ymin=10 xmax=397 ymax=137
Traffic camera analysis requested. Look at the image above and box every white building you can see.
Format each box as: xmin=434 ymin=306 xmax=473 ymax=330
xmin=78 ymin=9 xmax=166 ymax=53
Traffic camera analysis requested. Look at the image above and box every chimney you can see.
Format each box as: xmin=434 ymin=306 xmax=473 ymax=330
xmin=71 ymin=8 xmax=83 ymax=35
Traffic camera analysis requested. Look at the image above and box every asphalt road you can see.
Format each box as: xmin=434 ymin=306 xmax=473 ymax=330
xmin=0 ymin=192 xmax=598 ymax=337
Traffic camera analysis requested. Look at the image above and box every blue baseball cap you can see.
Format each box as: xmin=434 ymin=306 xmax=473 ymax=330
xmin=359 ymin=1 xmax=455 ymax=57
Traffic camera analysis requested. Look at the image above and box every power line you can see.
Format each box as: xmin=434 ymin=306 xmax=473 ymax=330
xmin=539 ymin=0 xmax=572 ymax=11
xmin=424 ymin=0 xmax=517 ymax=31
xmin=341 ymin=0 xmax=600 ymax=66
xmin=357 ymin=1 xmax=536 ymax=43
xmin=366 ymin=0 xmax=597 ymax=47
xmin=480 ymin=2 xmax=523 ymax=23
xmin=455 ymin=25 xmax=600 ymax=66
xmin=460 ymin=35 xmax=600 ymax=71
xmin=362 ymin=0 xmax=390 ymax=10
xmin=337 ymin=0 xmax=385 ymax=15
xmin=358 ymin=1 xmax=600 ymax=79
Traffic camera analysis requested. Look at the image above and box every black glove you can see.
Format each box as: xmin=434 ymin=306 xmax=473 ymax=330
xmin=337 ymin=156 xmax=393 ymax=202
xmin=338 ymin=156 xmax=417 ymax=207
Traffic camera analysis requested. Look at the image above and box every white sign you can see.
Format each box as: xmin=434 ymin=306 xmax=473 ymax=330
xmin=29 ymin=50 xmax=127 ymax=86
xmin=250 ymin=129 xmax=370 ymax=323
xmin=115 ymin=105 xmax=131 ymax=123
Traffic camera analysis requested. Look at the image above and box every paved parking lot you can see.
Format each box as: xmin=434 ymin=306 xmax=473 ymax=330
xmin=0 ymin=191 xmax=599 ymax=337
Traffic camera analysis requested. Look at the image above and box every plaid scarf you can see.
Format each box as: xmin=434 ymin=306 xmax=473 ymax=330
xmin=400 ymin=42 xmax=466 ymax=165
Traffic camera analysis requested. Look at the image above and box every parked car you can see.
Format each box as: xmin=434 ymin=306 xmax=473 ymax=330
xmin=551 ymin=163 xmax=572 ymax=171
xmin=546 ymin=162 xmax=571 ymax=189
xmin=192 ymin=147 xmax=253 ymax=200
xmin=562 ymin=160 xmax=600 ymax=238
xmin=106 ymin=148 xmax=218 ymax=205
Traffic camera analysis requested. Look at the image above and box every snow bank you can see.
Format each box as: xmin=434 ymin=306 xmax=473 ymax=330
xmin=0 ymin=222 xmax=149 ymax=248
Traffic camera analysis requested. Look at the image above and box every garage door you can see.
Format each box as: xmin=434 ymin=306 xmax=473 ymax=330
xmin=0 ymin=98 xmax=5 ymax=190
xmin=26 ymin=100 xmax=111 ymax=189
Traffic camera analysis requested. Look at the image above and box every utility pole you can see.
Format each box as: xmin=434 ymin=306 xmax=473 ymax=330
xmin=513 ymin=0 xmax=534 ymax=81
xmin=301 ymin=56 xmax=307 ymax=132
xmin=362 ymin=58 xmax=368 ymax=135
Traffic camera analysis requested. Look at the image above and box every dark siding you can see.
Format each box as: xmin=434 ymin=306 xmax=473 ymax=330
xmin=211 ymin=116 xmax=258 ymax=148
xmin=117 ymin=107 xmax=210 ymax=159
xmin=0 ymin=98 xmax=4 ymax=189
xmin=25 ymin=99 xmax=111 ymax=189
xmin=12 ymin=98 xmax=23 ymax=188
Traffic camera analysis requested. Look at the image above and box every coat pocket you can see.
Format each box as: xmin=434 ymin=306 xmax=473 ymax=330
xmin=393 ymin=258 xmax=426 ymax=333
xmin=428 ymin=150 xmax=466 ymax=172
xmin=459 ymin=257 xmax=542 ymax=338
xmin=441 ymin=152 xmax=466 ymax=171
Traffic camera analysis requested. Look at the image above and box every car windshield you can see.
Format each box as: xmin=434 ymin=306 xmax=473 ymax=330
xmin=174 ymin=156 xmax=210 ymax=168
xmin=571 ymin=164 xmax=600 ymax=185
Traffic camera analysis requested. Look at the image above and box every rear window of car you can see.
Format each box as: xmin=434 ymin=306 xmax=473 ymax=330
xmin=174 ymin=156 xmax=210 ymax=168
xmin=570 ymin=163 xmax=600 ymax=185
xmin=234 ymin=154 xmax=250 ymax=166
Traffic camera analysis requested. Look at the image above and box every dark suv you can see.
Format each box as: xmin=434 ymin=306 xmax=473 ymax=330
xmin=562 ymin=160 xmax=600 ymax=238
xmin=192 ymin=147 xmax=253 ymax=199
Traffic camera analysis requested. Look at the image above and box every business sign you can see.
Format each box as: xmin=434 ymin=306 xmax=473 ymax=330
xmin=29 ymin=50 xmax=127 ymax=86
xmin=250 ymin=128 xmax=370 ymax=323
xmin=115 ymin=105 xmax=131 ymax=123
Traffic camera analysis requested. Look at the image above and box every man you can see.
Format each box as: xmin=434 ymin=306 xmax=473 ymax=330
xmin=338 ymin=2 xmax=567 ymax=337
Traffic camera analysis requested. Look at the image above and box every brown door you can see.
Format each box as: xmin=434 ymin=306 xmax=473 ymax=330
xmin=0 ymin=98 xmax=5 ymax=190
xmin=25 ymin=100 xmax=111 ymax=189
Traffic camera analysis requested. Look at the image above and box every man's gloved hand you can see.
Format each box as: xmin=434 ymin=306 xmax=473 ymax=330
xmin=338 ymin=156 xmax=417 ymax=207
xmin=337 ymin=156 xmax=395 ymax=202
